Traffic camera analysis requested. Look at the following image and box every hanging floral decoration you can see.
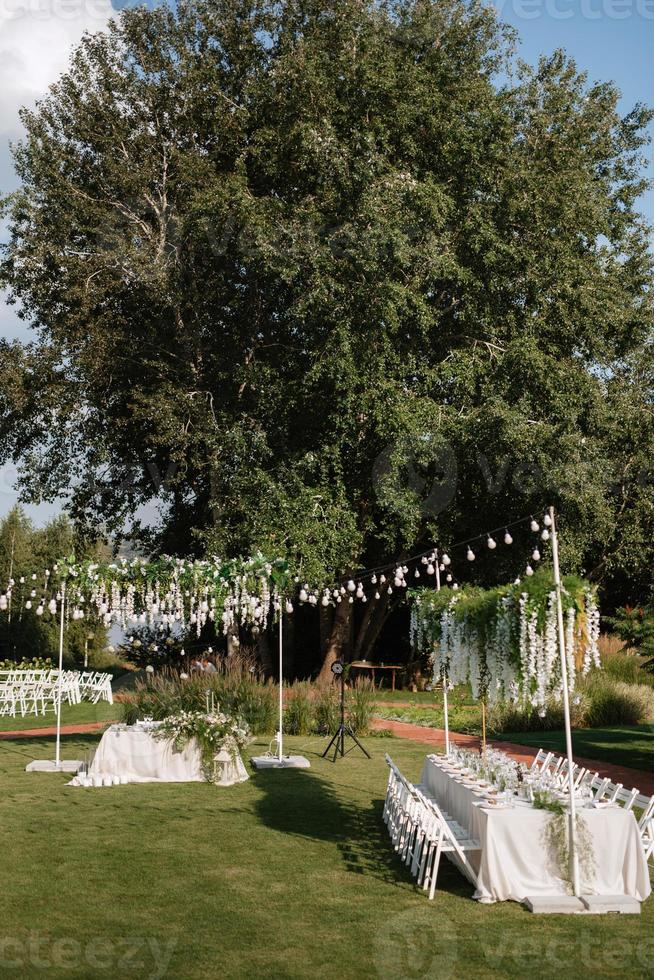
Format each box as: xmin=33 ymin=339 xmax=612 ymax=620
xmin=409 ymin=568 xmax=601 ymax=710
xmin=0 ymin=553 xmax=292 ymax=636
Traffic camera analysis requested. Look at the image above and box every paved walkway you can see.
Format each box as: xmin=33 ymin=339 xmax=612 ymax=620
xmin=370 ymin=718 xmax=654 ymax=795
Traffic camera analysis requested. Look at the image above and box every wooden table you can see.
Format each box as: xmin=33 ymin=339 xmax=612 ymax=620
xmin=349 ymin=661 xmax=404 ymax=691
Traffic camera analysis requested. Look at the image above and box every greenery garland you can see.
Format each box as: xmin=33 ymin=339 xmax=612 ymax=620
xmin=409 ymin=568 xmax=601 ymax=708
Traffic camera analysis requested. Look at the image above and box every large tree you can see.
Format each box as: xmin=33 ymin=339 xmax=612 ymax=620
xmin=1 ymin=0 xmax=653 ymax=677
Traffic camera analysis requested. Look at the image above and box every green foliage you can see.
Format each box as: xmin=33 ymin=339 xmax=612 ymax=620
xmin=284 ymin=682 xmax=314 ymax=735
xmin=347 ymin=677 xmax=376 ymax=736
xmin=0 ymin=0 xmax=652 ymax=619
xmin=608 ymin=605 xmax=654 ymax=668
xmin=121 ymin=671 xmax=278 ymax=735
xmin=0 ymin=506 xmax=108 ymax=664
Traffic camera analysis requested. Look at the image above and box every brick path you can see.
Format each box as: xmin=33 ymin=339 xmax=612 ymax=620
xmin=0 ymin=721 xmax=113 ymax=741
xmin=370 ymin=717 xmax=654 ymax=795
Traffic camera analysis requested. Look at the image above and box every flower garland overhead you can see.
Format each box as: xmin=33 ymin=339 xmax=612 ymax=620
xmin=409 ymin=568 xmax=601 ymax=711
xmin=0 ymin=553 xmax=292 ymax=636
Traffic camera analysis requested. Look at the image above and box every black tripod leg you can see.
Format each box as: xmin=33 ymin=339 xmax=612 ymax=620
xmin=345 ymin=726 xmax=371 ymax=759
xmin=322 ymin=729 xmax=340 ymax=759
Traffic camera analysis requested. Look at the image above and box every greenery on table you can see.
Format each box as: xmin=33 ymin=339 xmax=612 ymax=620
xmin=154 ymin=709 xmax=251 ymax=769
xmin=2 ymin=0 xmax=654 ymax=683
xmin=0 ymin=733 xmax=651 ymax=980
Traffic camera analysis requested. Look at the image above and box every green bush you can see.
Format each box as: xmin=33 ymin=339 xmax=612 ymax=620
xmin=600 ymin=653 xmax=654 ymax=688
xmin=584 ymin=677 xmax=654 ymax=727
xmin=284 ymin=682 xmax=314 ymax=735
xmin=488 ymin=695 xmax=589 ymax=735
xmin=314 ymin=684 xmax=339 ymax=735
xmin=347 ymin=678 xmax=375 ymax=735
xmin=120 ymin=671 xmax=277 ymax=735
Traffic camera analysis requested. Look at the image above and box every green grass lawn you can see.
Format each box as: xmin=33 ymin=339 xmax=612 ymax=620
xmin=497 ymin=726 xmax=654 ymax=775
xmin=0 ymin=731 xmax=651 ymax=979
xmin=0 ymin=698 xmax=119 ymax=733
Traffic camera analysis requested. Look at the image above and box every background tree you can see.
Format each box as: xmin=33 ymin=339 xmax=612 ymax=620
xmin=0 ymin=507 xmax=108 ymax=664
xmin=1 ymin=0 xmax=653 ymax=677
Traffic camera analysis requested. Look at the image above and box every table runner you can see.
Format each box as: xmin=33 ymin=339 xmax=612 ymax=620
xmin=420 ymin=756 xmax=651 ymax=904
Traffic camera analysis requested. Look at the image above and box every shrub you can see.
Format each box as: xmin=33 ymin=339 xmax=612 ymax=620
xmin=347 ymin=677 xmax=376 ymax=735
xmin=599 ymin=652 xmax=654 ymax=688
xmin=583 ymin=677 xmax=654 ymax=727
xmin=284 ymin=682 xmax=314 ymax=735
xmin=488 ymin=695 xmax=588 ymax=735
xmin=313 ymin=684 xmax=339 ymax=735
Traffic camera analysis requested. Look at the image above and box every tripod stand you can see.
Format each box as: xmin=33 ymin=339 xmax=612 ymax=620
xmin=322 ymin=662 xmax=371 ymax=762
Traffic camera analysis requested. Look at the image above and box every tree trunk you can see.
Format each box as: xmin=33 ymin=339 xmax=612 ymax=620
xmin=354 ymin=592 xmax=392 ymax=662
xmin=317 ymin=599 xmax=352 ymax=684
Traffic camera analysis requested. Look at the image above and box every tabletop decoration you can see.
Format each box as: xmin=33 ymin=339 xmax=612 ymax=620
xmin=154 ymin=709 xmax=251 ymax=778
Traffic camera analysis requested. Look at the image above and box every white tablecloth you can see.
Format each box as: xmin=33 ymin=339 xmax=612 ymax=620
xmin=420 ymin=756 xmax=651 ymax=904
xmin=69 ymin=724 xmax=249 ymax=787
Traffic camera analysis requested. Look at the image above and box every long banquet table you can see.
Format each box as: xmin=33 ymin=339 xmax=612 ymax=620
xmin=420 ymin=755 xmax=651 ymax=904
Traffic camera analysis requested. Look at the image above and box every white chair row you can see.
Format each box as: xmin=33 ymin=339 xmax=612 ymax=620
xmin=531 ymin=748 xmax=654 ymax=865
xmin=0 ymin=669 xmax=113 ymax=718
xmin=384 ymin=755 xmax=480 ymax=899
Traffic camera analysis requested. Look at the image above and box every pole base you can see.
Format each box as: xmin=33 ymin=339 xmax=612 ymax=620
xmin=26 ymin=760 xmax=83 ymax=774
xmin=250 ymin=755 xmax=311 ymax=770
xmin=581 ymin=896 xmax=640 ymax=914
xmin=524 ymin=896 xmax=586 ymax=914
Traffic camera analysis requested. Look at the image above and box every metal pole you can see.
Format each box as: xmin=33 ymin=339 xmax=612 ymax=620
xmin=549 ymin=505 xmax=580 ymax=896
xmin=278 ymin=604 xmax=284 ymax=762
xmin=55 ymin=580 xmax=65 ymax=768
xmin=435 ymin=552 xmax=450 ymax=755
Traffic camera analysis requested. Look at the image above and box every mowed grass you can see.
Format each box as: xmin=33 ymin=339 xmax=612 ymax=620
xmin=0 ymin=733 xmax=652 ymax=980
xmin=497 ymin=726 xmax=654 ymax=775
xmin=0 ymin=698 xmax=118 ymax=732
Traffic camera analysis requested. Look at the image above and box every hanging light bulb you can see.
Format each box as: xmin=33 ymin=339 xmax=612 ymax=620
xmin=402 ymin=565 xmax=409 ymax=574
xmin=541 ymin=529 xmax=550 ymax=541
xmin=504 ymin=530 xmax=513 ymax=545
xmin=387 ymin=586 xmax=393 ymax=595
xmin=332 ymin=589 xmax=339 ymax=599
xmin=446 ymin=574 xmax=452 ymax=583
xmin=426 ymin=563 xmax=435 ymax=575
xmin=371 ymin=574 xmax=377 ymax=584
xmin=348 ymin=596 xmax=354 ymax=604
xmin=25 ymin=600 xmax=32 ymax=610
xmin=36 ymin=604 xmax=44 ymax=616
xmin=299 ymin=588 xmax=308 ymax=602
xmin=48 ymin=598 xmax=57 ymax=615
xmin=308 ymin=594 xmax=317 ymax=605
xmin=467 ymin=547 xmax=475 ymax=561
xmin=530 ymin=519 xmax=539 ymax=532
xmin=380 ymin=574 xmax=386 ymax=584
xmin=0 ymin=594 xmax=6 ymax=611
xmin=346 ymin=579 xmax=356 ymax=592
xmin=374 ymin=591 xmax=381 ymax=600
xmin=321 ymin=595 xmax=330 ymax=607
xmin=286 ymin=600 xmax=294 ymax=614
xmin=361 ymin=595 xmax=367 ymax=603
xmin=487 ymin=536 xmax=497 ymax=550
xmin=356 ymin=584 xmax=364 ymax=598
xmin=442 ymin=554 xmax=451 ymax=566
xmin=543 ymin=513 xmax=552 ymax=527
xmin=452 ymin=583 xmax=459 ymax=590
xmin=336 ymin=595 xmax=342 ymax=603
xmin=526 ymin=564 xmax=534 ymax=577
xmin=414 ymin=569 xmax=420 ymax=578
xmin=394 ymin=575 xmax=403 ymax=587
xmin=532 ymin=548 xmax=541 ymax=562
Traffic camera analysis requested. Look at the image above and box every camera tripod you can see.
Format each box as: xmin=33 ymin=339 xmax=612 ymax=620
xmin=321 ymin=662 xmax=371 ymax=762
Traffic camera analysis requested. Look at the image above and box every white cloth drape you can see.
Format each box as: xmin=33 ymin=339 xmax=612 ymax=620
xmin=420 ymin=757 xmax=651 ymax=904
xmin=68 ymin=724 xmax=249 ymax=787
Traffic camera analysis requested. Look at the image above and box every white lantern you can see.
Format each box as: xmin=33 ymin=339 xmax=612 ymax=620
xmin=426 ymin=564 xmax=435 ymax=575
xmin=442 ymin=554 xmax=451 ymax=566
xmin=543 ymin=513 xmax=552 ymax=526
xmin=285 ymin=600 xmax=294 ymax=614
xmin=346 ymin=579 xmax=356 ymax=592
xmin=526 ymin=564 xmax=534 ymax=577
xmin=321 ymin=595 xmax=330 ymax=607
xmin=299 ymin=588 xmax=308 ymax=602
xmin=530 ymin=519 xmax=539 ymax=532
xmin=487 ymin=537 xmax=497 ymax=550
xmin=541 ymin=529 xmax=550 ymax=541
xmin=504 ymin=531 xmax=513 ymax=545
xmin=467 ymin=547 xmax=475 ymax=561
xmin=532 ymin=548 xmax=541 ymax=562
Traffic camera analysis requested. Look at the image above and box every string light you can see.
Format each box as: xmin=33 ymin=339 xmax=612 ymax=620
xmin=532 ymin=548 xmax=541 ymax=562
xmin=543 ymin=513 xmax=552 ymax=527
xmin=541 ymin=529 xmax=550 ymax=541
xmin=467 ymin=547 xmax=475 ymax=561
xmin=526 ymin=564 xmax=534 ymax=577
xmin=530 ymin=519 xmax=539 ymax=532
xmin=442 ymin=554 xmax=451 ymax=566
xmin=487 ymin=536 xmax=497 ymax=550
xmin=504 ymin=531 xmax=513 ymax=545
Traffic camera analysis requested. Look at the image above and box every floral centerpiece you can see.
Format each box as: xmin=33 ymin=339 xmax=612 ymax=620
xmin=154 ymin=709 xmax=251 ymax=779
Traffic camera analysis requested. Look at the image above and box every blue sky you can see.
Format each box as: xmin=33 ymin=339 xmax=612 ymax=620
xmin=0 ymin=0 xmax=652 ymax=524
